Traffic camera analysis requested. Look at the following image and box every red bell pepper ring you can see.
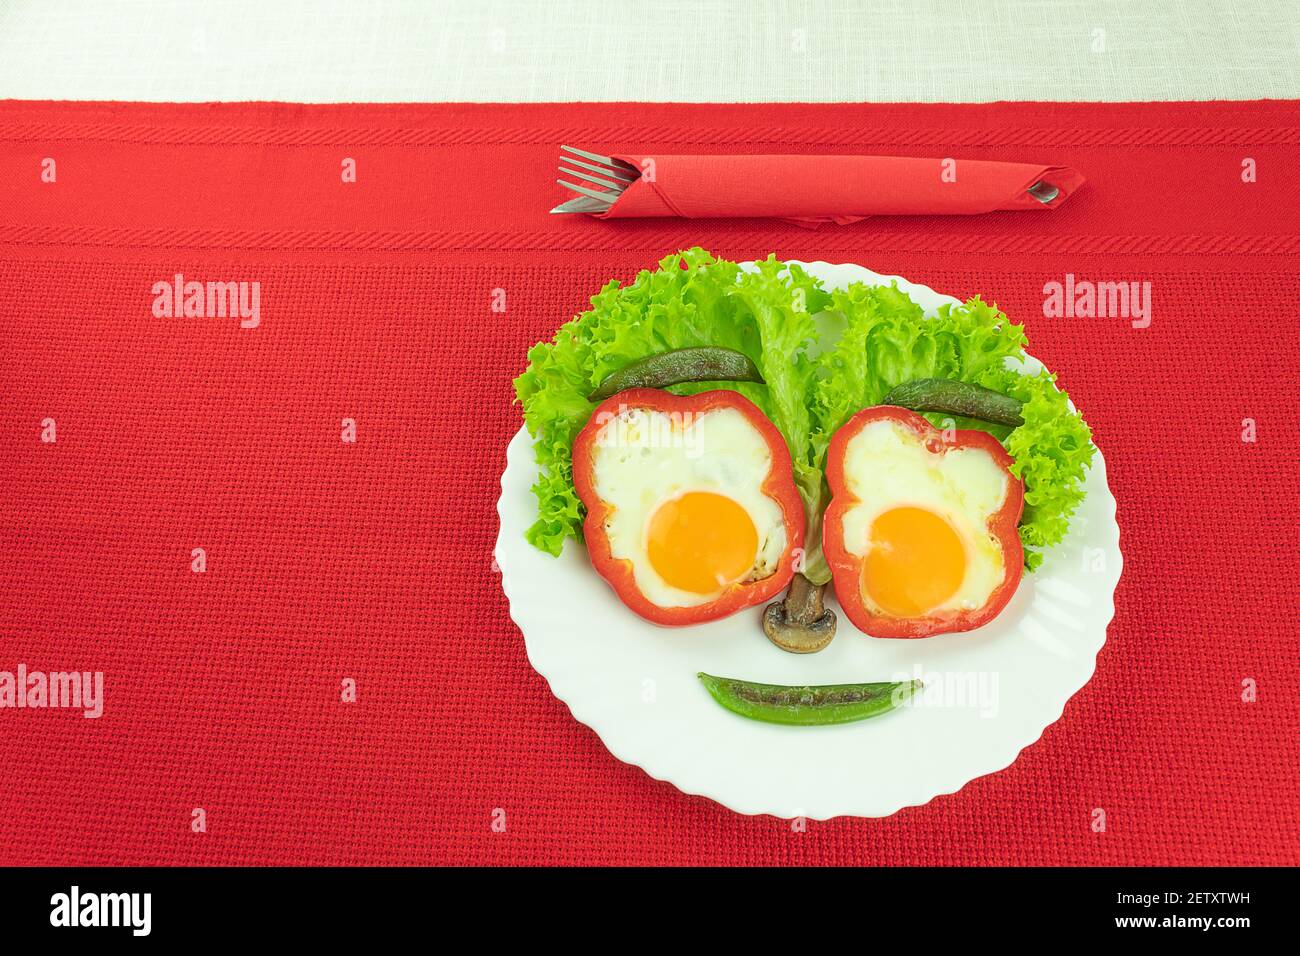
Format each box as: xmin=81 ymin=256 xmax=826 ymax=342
xmin=823 ymin=406 xmax=1024 ymax=639
xmin=572 ymin=388 xmax=805 ymax=627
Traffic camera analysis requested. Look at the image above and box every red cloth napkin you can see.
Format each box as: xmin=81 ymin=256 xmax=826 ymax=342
xmin=0 ymin=100 xmax=1297 ymax=866
xmin=601 ymin=153 xmax=1085 ymax=225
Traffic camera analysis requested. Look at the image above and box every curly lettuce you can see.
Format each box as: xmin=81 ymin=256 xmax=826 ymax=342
xmin=515 ymin=250 xmax=1094 ymax=575
xmin=813 ymin=285 xmax=1094 ymax=570
xmin=513 ymin=248 xmax=829 ymax=558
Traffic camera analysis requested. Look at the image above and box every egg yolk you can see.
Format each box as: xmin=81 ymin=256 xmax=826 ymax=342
xmin=862 ymin=506 xmax=966 ymax=617
xmin=646 ymin=491 xmax=759 ymax=595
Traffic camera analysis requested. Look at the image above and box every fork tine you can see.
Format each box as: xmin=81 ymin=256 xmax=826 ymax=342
xmin=550 ymin=195 xmax=612 ymax=214
xmin=561 ymin=145 xmax=639 ymax=175
xmin=561 ymin=156 xmax=637 ymax=183
xmin=559 ymin=165 xmax=631 ymax=192
xmin=557 ymin=179 xmax=623 ymax=204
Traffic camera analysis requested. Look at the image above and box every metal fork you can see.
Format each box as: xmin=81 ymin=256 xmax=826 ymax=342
xmin=553 ymin=149 xmax=1059 ymax=212
xmin=552 ymin=146 xmax=640 ymax=214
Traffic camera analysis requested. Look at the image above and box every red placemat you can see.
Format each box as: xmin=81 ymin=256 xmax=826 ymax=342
xmin=1 ymin=100 xmax=1297 ymax=866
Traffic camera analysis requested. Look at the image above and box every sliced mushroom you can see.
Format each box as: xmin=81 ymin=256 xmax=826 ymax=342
xmin=762 ymin=572 xmax=836 ymax=654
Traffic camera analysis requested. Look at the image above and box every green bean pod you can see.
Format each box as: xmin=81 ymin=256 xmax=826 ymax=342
xmin=586 ymin=347 xmax=764 ymax=402
xmin=882 ymin=378 xmax=1025 ymax=427
xmin=697 ymin=673 xmax=921 ymax=726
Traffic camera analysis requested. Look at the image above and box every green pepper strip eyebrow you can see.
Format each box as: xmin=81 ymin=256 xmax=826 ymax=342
xmin=696 ymin=673 xmax=922 ymax=726
xmin=586 ymin=347 xmax=765 ymax=402
xmin=881 ymin=378 xmax=1025 ymax=427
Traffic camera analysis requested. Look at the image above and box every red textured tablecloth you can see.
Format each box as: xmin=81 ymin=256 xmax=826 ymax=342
xmin=1 ymin=100 xmax=1297 ymax=866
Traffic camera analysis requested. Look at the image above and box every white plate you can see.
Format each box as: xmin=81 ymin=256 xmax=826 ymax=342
xmin=495 ymin=261 xmax=1121 ymax=819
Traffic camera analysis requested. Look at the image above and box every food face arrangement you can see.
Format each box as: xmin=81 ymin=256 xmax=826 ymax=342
xmin=515 ymin=249 xmax=1095 ymax=725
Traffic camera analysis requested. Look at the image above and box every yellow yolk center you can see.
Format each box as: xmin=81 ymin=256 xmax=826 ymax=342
xmin=646 ymin=491 xmax=759 ymax=595
xmin=862 ymin=506 xmax=966 ymax=617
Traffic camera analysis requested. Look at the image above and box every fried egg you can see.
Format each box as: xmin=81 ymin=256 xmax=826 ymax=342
xmin=573 ymin=390 xmax=803 ymax=625
xmin=825 ymin=408 xmax=1024 ymax=637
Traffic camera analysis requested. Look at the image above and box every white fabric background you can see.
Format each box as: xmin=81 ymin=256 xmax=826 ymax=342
xmin=0 ymin=0 xmax=1297 ymax=102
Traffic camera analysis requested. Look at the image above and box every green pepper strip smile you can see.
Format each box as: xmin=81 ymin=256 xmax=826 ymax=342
xmin=697 ymin=673 xmax=922 ymax=726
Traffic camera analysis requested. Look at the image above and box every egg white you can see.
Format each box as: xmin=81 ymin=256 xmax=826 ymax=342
xmin=838 ymin=418 xmax=1010 ymax=616
xmin=589 ymin=405 xmax=788 ymax=608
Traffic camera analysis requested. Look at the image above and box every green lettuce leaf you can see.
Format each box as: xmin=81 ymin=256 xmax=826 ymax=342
xmin=975 ymin=365 xmax=1095 ymax=569
xmin=513 ymin=249 xmax=829 ymax=560
xmin=726 ymin=258 xmax=832 ymax=581
xmin=515 ymin=250 xmax=1095 ymax=576
xmin=812 ymin=286 xmax=1094 ymax=570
